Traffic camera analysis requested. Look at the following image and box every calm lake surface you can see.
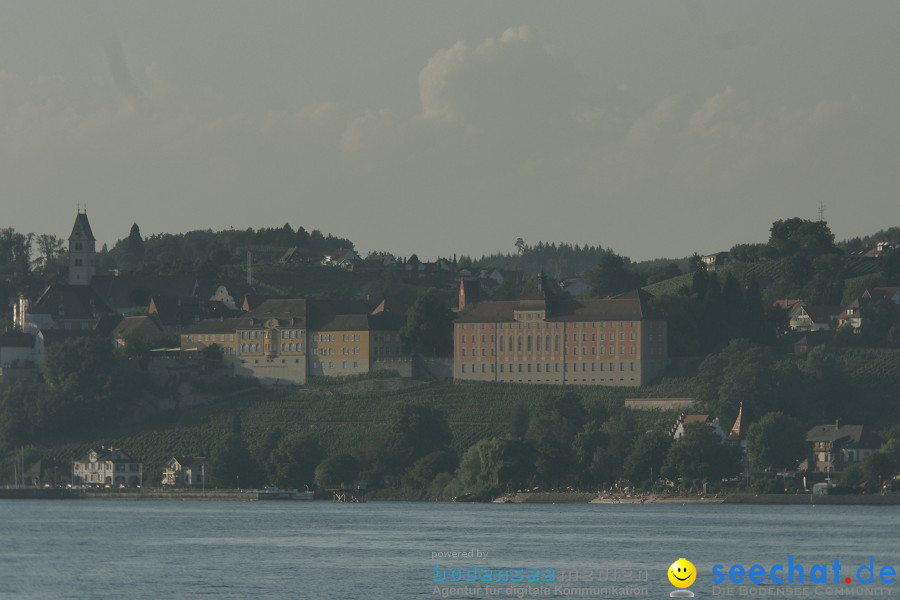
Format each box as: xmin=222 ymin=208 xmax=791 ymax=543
xmin=0 ymin=501 xmax=898 ymax=599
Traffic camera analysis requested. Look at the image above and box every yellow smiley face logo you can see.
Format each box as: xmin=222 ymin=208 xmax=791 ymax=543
xmin=668 ymin=558 xmax=697 ymax=588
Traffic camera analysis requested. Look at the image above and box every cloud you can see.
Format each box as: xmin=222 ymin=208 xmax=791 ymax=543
xmin=103 ymin=37 xmax=141 ymax=102
xmin=418 ymin=25 xmax=581 ymax=133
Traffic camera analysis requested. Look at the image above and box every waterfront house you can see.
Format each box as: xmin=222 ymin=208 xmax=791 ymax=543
xmin=805 ymin=423 xmax=875 ymax=476
xmin=162 ymin=456 xmax=207 ymax=487
xmin=73 ymin=447 xmax=142 ymax=487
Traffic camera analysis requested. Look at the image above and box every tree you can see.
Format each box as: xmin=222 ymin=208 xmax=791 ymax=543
xmin=34 ymin=234 xmax=66 ymax=273
xmin=745 ymin=412 xmax=805 ymax=472
xmin=768 ymin=218 xmax=837 ymax=257
xmin=400 ymin=290 xmax=453 ymax=356
xmin=662 ymin=424 xmax=741 ymax=481
xmin=571 ymin=421 xmax=611 ymax=486
xmin=0 ymin=227 xmax=34 ymax=282
xmin=588 ymin=252 xmax=639 ymax=297
xmin=209 ymin=415 xmax=261 ymax=488
xmin=623 ymin=430 xmax=672 ymax=484
xmin=452 ymin=436 xmax=536 ymax=496
xmin=268 ymin=433 xmax=323 ymax=489
xmin=314 ymin=454 xmax=361 ymax=489
xmin=861 ymin=451 xmax=896 ymax=491
xmin=406 ymin=450 xmax=458 ymax=490
xmin=37 ymin=335 xmax=133 ymax=435
xmin=126 ymin=223 xmax=146 ymax=266
xmin=384 ymin=401 xmax=452 ymax=470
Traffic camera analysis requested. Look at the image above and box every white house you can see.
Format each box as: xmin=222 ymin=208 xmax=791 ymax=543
xmin=73 ymin=447 xmax=142 ymax=487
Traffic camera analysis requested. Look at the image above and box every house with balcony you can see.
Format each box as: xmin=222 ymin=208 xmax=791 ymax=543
xmin=805 ymin=423 xmax=875 ymax=476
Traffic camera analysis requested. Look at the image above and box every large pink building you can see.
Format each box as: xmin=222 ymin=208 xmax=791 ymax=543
xmin=453 ymin=283 xmax=668 ymax=387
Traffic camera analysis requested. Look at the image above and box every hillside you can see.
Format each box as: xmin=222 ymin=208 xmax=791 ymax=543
xmin=38 ymin=375 xmax=695 ymax=484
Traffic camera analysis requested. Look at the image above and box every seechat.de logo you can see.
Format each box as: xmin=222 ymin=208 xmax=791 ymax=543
xmin=669 ymin=558 xmax=697 ymax=598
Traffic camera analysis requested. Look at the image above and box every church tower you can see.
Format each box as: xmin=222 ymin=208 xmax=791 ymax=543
xmin=68 ymin=210 xmax=96 ymax=285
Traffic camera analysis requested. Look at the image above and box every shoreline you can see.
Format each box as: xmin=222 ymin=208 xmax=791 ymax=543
xmin=3 ymin=488 xmax=900 ymax=505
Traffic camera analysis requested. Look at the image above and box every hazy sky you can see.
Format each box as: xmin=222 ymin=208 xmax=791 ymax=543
xmin=3 ymin=1 xmax=900 ymax=261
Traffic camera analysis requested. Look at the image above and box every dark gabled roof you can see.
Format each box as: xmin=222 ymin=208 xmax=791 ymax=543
xmin=307 ymin=299 xmax=371 ymax=330
xmin=455 ymin=288 xmax=656 ymax=323
xmin=112 ymin=315 xmax=164 ymax=338
xmin=802 ymin=305 xmax=842 ymax=323
xmin=247 ymin=299 xmax=308 ymax=327
xmin=149 ymin=295 xmax=201 ymax=327
xmin=242 ymin=294 xmax=288 ymax=312
xmin=94 ymin=314 xmax=124 ymax=336
xmin=314 ymin=314 xmax=370 ymax=332
xmin=806 ymin=424 xmax=865 ymax=444
xmin=168 ymin=456 xmax=206 ymax=469
xmin=0 ymin=331 xmax=36 ymax=348
xmin=69 ymin=212 xmax=95 ymax=242
xmin=371 ymin=297 xmax=409 ymax=316
xmin=368 ymin=311 xmax=405 ymax=332
xmin=182 ymin=317 xmax=245 ymax=335
xmin=79 ymin=447 xmax=137 ymax=463
xmin=91 ymin=274 xmax=198 ymax=310
xmin=31 ymin=284 xmax=112 ymax=320
xmin=40 ymin=330 xmax=97 ymax=347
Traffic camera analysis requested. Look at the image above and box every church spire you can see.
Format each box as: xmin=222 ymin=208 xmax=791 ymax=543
xmin=68 ymin=211 xmax=97 ymax=285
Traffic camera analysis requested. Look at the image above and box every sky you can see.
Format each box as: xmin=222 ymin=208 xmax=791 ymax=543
xmin=2 ymin=1 xmax=900 ymax=261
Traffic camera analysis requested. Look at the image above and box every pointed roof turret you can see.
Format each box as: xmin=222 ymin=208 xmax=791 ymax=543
xmin=727 ymin=402 xmax=746 ymax=443
xmin=69 ymin=211 xmax=96 ymax=242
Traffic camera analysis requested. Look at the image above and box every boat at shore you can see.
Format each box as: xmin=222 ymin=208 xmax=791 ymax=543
xmin=256 ymin=487 xmax=314 ymax=500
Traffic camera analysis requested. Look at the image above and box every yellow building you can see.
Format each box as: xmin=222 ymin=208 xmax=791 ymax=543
xmin=180 ymin=319 xmax=239 ymax=357
xmin=179 ymin=298 xmax=410 ymax=384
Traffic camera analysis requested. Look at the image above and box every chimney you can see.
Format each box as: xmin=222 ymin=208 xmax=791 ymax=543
xmin=835 ymin=418 xmax=840 ymax=430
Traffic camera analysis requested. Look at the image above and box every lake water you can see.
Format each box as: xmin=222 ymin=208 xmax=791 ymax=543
xmin=0 ymin=501 xmax=898 ymax=599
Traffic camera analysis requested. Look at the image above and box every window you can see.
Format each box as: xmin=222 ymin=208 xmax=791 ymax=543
xmin=545 ymin=335 xmax=550 ymax=351
xmin=517 ymin=336 xmax=522 ymax=352
xmin=517 ymin=364 xmax=522 ymax=372
xmin=461 ymin=334 xmax=466 ymax=343
xmin=554 ymin=335 xmax=560 ymax=352
xmin=481 ymin=348 xmax=486 ymax=356
xmin=462 ymin=364 xmax=466 ymax=373
xmin=74 ymin=259 xmax=83 ymax=266
xmin=527 ymin=336 xmax=532 ymax=352
xmin=481 ymin=334 xmax=485 ymax=343
xmin=536 ymin=336 xmax=541 ymax=352
xmin=500 ymin=336 xmax=505 ymax=352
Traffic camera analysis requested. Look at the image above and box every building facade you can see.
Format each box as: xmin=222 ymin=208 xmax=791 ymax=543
xmin=453 ymin=285 xmax=668 ymax=387
xmin=73 ymin=447 xmax=142 ymax=487
xmin=179 ymin=298 xmax=410 ymax=384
